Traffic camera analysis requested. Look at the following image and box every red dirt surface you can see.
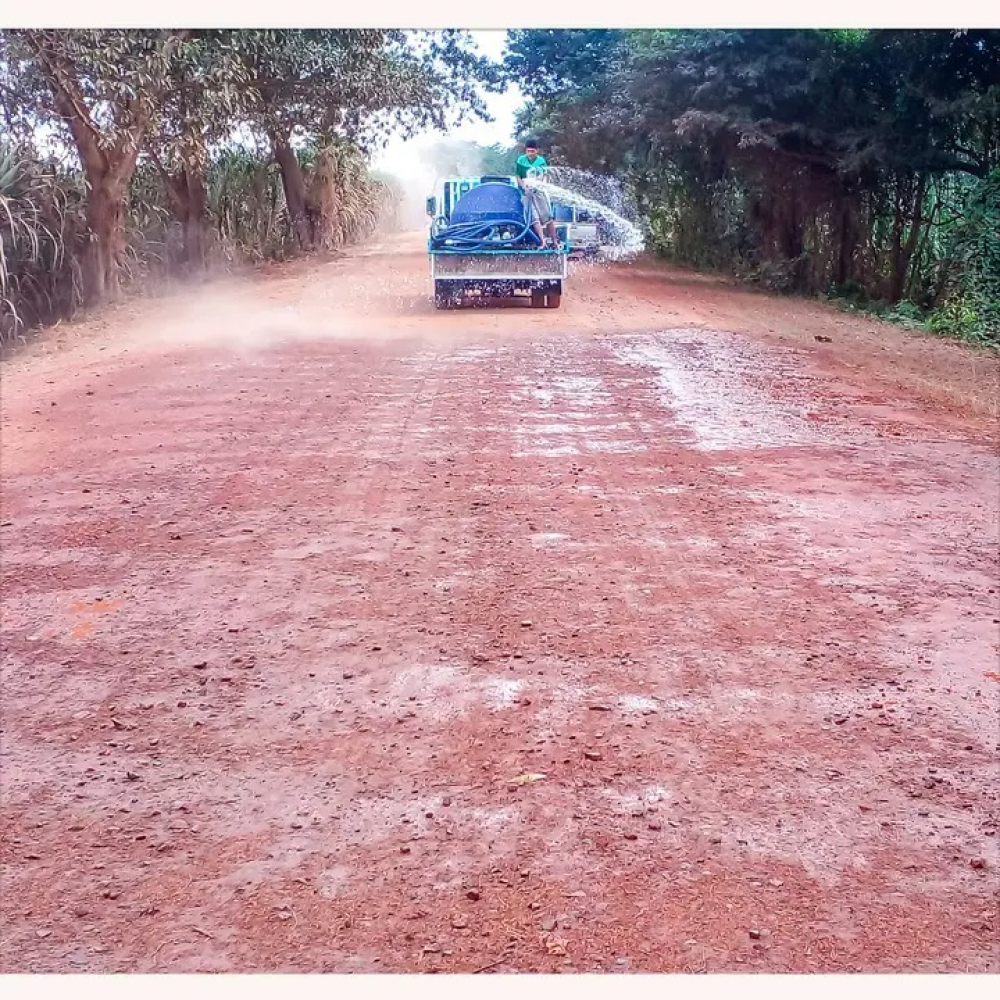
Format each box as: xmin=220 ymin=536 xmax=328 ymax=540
xmin=2 ymin=234 xmax=998 ymax=973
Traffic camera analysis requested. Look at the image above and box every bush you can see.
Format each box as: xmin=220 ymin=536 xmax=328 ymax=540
xmin=933 ymin=169 xmax=1000 ymax=347
xmin=0 ymin=144 xmax=85 ymax=339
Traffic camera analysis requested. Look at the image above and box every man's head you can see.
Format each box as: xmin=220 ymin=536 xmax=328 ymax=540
xmin=524 ymin=138 xmax=541 ymax=160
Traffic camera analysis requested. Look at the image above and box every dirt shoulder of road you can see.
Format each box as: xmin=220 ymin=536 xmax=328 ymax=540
xmin=609 ymin=257 xmax=999 ymax=425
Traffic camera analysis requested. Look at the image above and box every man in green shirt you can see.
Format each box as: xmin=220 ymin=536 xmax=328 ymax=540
xmin=515 ymin=139 xmax=557 ymax=248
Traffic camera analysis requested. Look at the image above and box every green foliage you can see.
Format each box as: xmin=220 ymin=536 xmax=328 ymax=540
xmin=505 ymin=28 xmax=1000 ymax=346
xmin=928 ymin=168 xmax=1000 ymax=346
xmin=1 ymin=30 xmax=189 ymax=152
xmin=206 ymin=149 xmax=291 ymax=262
xmin=225 ymin=29 xmax=498 ymax=148
xmin=926 ymin=298 xmax=984 ymax=343
xmin=504 ymin=30 xmax=624 ymax=102
xmin=0 ymin=143 xmax=84 ymax=338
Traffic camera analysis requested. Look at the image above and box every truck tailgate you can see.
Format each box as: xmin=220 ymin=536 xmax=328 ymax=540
xmin=431 ymin=252 xmax=567 ymax=281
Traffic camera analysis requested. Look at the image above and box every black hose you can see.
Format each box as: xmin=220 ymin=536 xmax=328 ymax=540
xmin=429 ymin=217 xmax=541 ymax=252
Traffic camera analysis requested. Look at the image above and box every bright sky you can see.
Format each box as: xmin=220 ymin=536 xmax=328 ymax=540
xmin=371 ymin=30 xmax=524 ymax=178
xmin=445 ymin=30 xmax=523 ymax=147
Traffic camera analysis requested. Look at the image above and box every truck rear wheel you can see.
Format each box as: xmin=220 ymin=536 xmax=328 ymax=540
xmin=532 ymin=291 xmax=561 ymax=309
xmin=434 ymin=281 xmax=460 ymax=310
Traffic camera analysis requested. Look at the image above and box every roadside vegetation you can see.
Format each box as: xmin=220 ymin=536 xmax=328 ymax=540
xmin=505 ymin=29 xmax=1000 ymax=348
xmin=0 ymin=29 xmax=497 ymax=340
xmin=2 ymin=29 xmax=997 ymax=351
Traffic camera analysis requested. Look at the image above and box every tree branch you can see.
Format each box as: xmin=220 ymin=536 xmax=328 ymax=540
xmin=23 ymin=30 xmax=107 ymax=178
xmin=143 ymin=142 xmax=185 ymax=215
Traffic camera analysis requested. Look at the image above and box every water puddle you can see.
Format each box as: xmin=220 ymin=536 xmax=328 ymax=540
xmin=617 ymin=694 xmax=659 ymax=713
xmin=530 ymin=532 xmax=570 ymax=546
xmin=481 ymin=677 xmax=527 ymax=709
xmin=510 ymin=351 xmax=644 ymax=457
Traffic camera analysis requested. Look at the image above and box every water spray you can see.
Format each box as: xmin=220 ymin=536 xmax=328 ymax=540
xmin=527 ymin=166 xmax=645 ymax=261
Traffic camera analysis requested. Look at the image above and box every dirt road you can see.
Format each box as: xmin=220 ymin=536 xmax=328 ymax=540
xmin=2 ymin=233 xmax=998 ymax=973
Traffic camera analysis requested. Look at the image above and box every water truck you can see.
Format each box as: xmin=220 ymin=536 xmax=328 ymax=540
xmin=426 ymin=176 xmax=573 ymax=310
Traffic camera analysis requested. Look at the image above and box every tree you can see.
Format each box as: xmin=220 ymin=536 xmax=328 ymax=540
xmin=506 ymin=28 xmax=1000 ymax=315
xmin=422 ymin=138 xmax=519 ymax=178
xmin=229 ymin=29 xmax=500 ymax=251
xmin=142 ymin=32 xmax=254 ymax=272
xmin=2 ymin=30 xmax=191 ymax=304
xmin=504 ymin=30 xmax=624 ymax=103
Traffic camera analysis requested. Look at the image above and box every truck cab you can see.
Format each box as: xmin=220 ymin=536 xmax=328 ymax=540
xmin=552 ymin=204 xmax=601 ymax=259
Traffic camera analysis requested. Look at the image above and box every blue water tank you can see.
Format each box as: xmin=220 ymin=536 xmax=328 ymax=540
xmin=450 ymin=182 xmax=527 ymax=225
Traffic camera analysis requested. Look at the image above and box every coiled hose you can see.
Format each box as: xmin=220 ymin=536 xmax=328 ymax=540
xmin=429 ymin=217 xmax=541 ymax=252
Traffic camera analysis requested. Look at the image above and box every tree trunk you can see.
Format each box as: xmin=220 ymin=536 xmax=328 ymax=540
xmin=893 ymin=173 xmax=927 ymax=304
xmin=908 ymin=192 xmax=940 ymax=303
xmin=48 ymin=110 xmax=137 ymax=305
xmin=888 ymin=176 xmax=909 ymax=303
xmin=184 ymin=169 xmax=210 ymax=272
xmin=752 ymin=190 xmax=778 ymax=266
xmin=25 ymin=33 xmax=145 ymax=307
xmin=148 ymin=143 xmax=211 ymax=274
xmin=834 ymin=194 xmax=856 ymax=287
xmin=310 ymin=147 xmax=343 ymax=251
xmin=272 ymin=134 xmax=316 ymax=251
xmin=780 ymin=182 xmax=806 ymax=291
xmin=82 ymin=174 xmax=126 ymax=306
xmin=175 ymin=165 xmax=210 ymax=273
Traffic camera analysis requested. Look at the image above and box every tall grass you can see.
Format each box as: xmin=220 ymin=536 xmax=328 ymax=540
xmin=305 ymin=141 xmax=400 ymax=249
xmin=209 ymin=150 xmax=293 ymax=262
xmin=0 ymin=144 xmax=84 ymax=340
